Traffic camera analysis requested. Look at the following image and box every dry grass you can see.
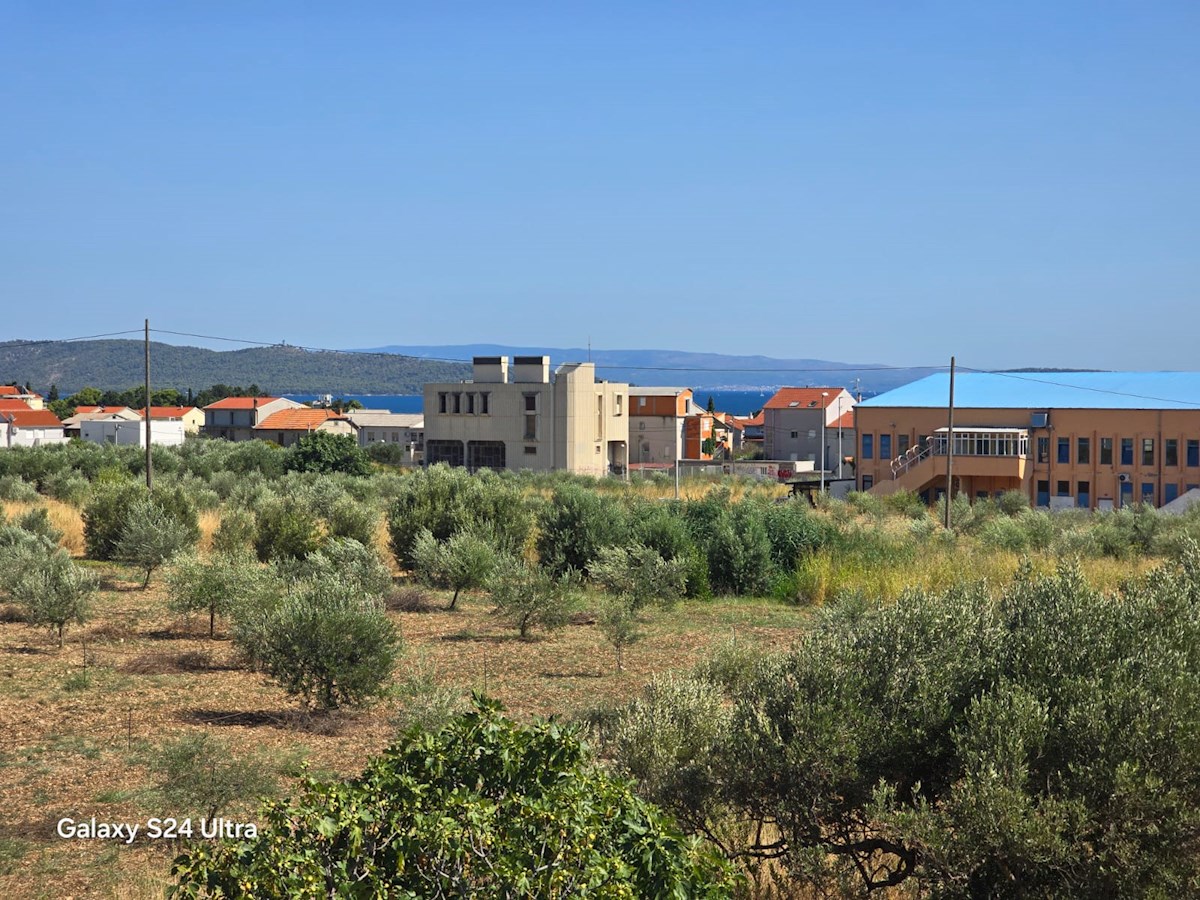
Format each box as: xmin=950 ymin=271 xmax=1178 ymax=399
xmin=0 ymin=561 xmax=811 ymax=899
xmin=197 ymin=510 xmax=221 ymax=554
xmin=2 ymin=499 xmax=85 ymax=557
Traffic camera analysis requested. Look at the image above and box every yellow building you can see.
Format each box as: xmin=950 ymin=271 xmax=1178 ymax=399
xmin=856 ymin=372 xmax=1200 ymax=509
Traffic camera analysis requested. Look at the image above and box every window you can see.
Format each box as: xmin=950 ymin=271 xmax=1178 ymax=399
xmin=1166 ymin=439 xmax=1178 ymax=467
xmin=1037 ymin=437 xmax=1049 ymax=463
xmin=425 ymin=440 xmax=464 ymax=467
xmin=524 ymin=446 xmax=537 ymax=456
xmin=1077 ymin=481 xmax=1090 ymax=508
xmin=615 ymin=395 xmax=623 ymax=416
xmin=1121 ymin=438 xmax=1134 ymax=466
xmin=1166 ymin=483 xmax=1179 ymax=503
xmin=1057 ymin=438 xmax=1069 ymax=464
xmin=879 ymin=434 xmax=892 ymax=460
xmin=466 ymin=440 xmax=505 ymax=471
xmin=452 ymin=392 xmax=461 ymax=414
xmin=862 ymin=434 xmax=873 ymax=459
xmin=1056 ymin=480 xmax=1070 ymax=496
xmin=1189 ymin=440 xmax=1200 ymax=467
xmin=1142 ymin=438 xmax=1155 ymax=467
xmin=1100 ymin=437 xmax=1113 ymax=465
xmin=466 ymin=393 xmax=475 ymax=414
xmin=524 ymin=393 xmax=538 ymax=412
xmin=898 ymin=434 xmax=910 ymax=455
xmin=862 ymin=475 xmax=873 ymax=491
xmin=1077 ymin=437 xmax=1089 ymax=465
xmin=790 ymin=431 xmax=799 ymax=439
xmin=438 ymin=392 xmax=448 ymax=414
xmin=480 ymin=392 xmax=490 ymax=415
xmin=1142 ymin=482 xmax=1155 ymax=505
xmin=524 ymin=415 xmax=537 ymax=441
xmin=1036 ymin=479 xmax=1050 ymax=507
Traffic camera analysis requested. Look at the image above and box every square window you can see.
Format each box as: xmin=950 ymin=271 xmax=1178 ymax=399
xmin=862 ymin=475 xmax=873 ymax=490
xmin=1056 ymin=480 xmax=1070 ymax=496
xmin=790 ymin=431 xmax=799 ymax=439
xmin=524 ymin=446 xmax=537 ymax=455
xmin=524 ymin=393 xmax=537 ymax=412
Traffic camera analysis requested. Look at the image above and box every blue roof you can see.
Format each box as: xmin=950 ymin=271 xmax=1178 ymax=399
xmin=858 ymin=372 xmax=1200 ymax=411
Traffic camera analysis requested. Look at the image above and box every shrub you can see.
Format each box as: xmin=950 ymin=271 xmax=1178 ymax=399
xmin=118 ymin=497 xmax=196 ymax=588
xmin=43 ymin=471 xmax=90 ymax=506
xmin=590 ymin=543 xmax=686 ymax=611
xmin=83 ymin=482 xmax=198 ymax=561
xmin=171 ymin=698 xmax=737 ymax=898
xmin=323 ymin=495 xmax=379 ymax=547
xmin=296 ymin=537 xmax=393 ymax=599
xmin=211 ymin=508 xmax=256 ymax=555
xmin=168 ymin=550 xmax=276 ymax=638
xmin=251 ymin=577 xmax=400 ymax=710
xmin=149 ymin=732 xmax=279 ymax=821
xmin=254 ymin=500 xmax=322 ymax=562
xmin=704 ymin=502 xmax=772 ymax=596
xmin=597 ymin=595 xmax=641 ymax=672
xmin=14 ymin=507 xmax=63 ymax=546
xmin=411 ymin=527 xmax=497 ymax=609
xmin=486 ymin=556 xmax=577 ymax=639
xmin=0 ymin=475 xmax=38 ymax=502
xmin=717 ymin=552 xmax=1200 ymax=896
xmin=536 ymin=482 xmax=628 ymax=577
xmin=7 ymin=547 xmax=95 ymax=647
xmin=285 ymin=431 xmax=371 ymax=476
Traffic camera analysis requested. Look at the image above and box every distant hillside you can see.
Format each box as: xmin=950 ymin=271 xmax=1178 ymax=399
xmin=0 ymin=340 xmax=470 ymax=395
xmin=362 ymin=344 xmax=938 ymax=393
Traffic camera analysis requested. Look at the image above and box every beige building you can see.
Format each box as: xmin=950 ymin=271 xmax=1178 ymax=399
xmin=347 ymin=411 xmax=424 ymax=463
xmin=423 ymin=356 xmax=629 ymax=475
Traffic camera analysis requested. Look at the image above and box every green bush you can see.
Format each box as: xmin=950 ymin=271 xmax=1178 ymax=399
xmin=323 ymin=495 xmax=379 ymax=547
xmin=5 ymin=545 xmax=95 ymax=647
xmin=536 ymin=482 xmax=628 ymax=577
xmin=169 ymin=550 xmax=277 ymax=638
xmin=42 ymin=471 xmax=90 ymax=506
xmin=251 ymin=576 xmax=400 ymax=710
xmin=14 ymin=507 xmax=62 ymax=546
xmin=172 ymin=698 xmax=737 ymax=898
xmin=118 ymin=497 xmax=197 ymax=588
xmin=295 ymin=537 xmax=393 ymax=599
xmin=83 ymin=482 xmax=199 ymax=561
xmin=254 ymin=500 xmax=322 ymax=562
xmin=0 ymin=475 xmax=39 ymax=502
xmin=486 ymin=556 xmax=577 ymax=639
xmin=149 ymin=732 xmax=279 ymax=821
xmin=285 ymin=431 xmax=371 ymax=476
xmin=411 ymin=527 xmax=498 ymax=609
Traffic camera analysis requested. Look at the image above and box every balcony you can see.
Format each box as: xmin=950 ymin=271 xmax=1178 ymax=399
xmin=876 ymin=427 xmax=1029 ymax=495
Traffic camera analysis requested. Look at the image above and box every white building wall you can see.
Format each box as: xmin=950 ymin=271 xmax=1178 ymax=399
xmin=81 ymin=420 xmax=186 ymax=446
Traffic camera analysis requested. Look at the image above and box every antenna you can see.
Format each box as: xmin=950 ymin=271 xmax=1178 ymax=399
xmin=588 ymin=336 xmax=591 ymax=363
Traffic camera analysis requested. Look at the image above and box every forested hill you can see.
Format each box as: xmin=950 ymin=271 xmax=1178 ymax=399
xmin=0 ymin=340 xmax=470 ymax=395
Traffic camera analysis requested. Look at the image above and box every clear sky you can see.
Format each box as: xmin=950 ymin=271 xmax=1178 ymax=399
xmin=3 ymin=2 xmax=1198 ymax=370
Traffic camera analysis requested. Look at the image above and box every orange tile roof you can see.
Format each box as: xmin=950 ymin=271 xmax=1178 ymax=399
xmin=0 ymin=399 xmax=32 ymax=411
xmin=830 ymin=409 xmax=856 ymax=430
xmin=1 ymin=409 xmax=63 ymax=427
xmin=204 ymin=396 xmax=281 ymax=410
xmin=74 ymin=405 xmax=131 ymax=415
xmin=763 ymin=387 xmax=847 ymax=411
xmin=254 ymin=408 xmax=350 ymax=431
xmin=733 ymin=411 xmax=764 ymax=427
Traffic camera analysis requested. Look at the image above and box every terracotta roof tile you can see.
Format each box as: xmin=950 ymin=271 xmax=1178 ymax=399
xmin=1 ymin=409 xmax=63 ymax=427
xmin=254 ymin=409 xmax=350 ymax=431
xmin=830 ymin=409 xmax=856 ymax=430
xmin=0 ymin=399 xmax=32 ymax=411
xmin=204 ymin=397 xmax=281 ymax=410
xmin=763 ymin=388 xmax=848 ymax=411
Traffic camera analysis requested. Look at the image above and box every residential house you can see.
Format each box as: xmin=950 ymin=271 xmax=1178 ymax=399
xmin=0 ymin=387 xmax=44 ymax=410
xmin=62 ymin=407 xmax=142 ymax=438
xmin=346 ymin=411 xmax=424 ymax=463
xmin=81 ymin=418 xmax=186 ymax=447
xmin=423 ymin=356 xmax=628 ymax=475
xmin=856 ymin=372 xmax=1200 ymax=509
xmin=142 ymin=406 xmax=204 ymax=434
xmin=762 ymin=387 xmax=857 ymax=471
xmin=202 ymin=397 xmax=305 ymax=441
xmin=253 ymin=408 xmax=357 ymax=447
xmin=1 ymin=409 xmax=67 ymax=448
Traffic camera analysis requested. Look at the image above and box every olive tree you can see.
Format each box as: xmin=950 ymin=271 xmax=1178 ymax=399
xmin=118 ymin=497 xmax=196 ymax=588
xmin=411 ymin=527 xmax=497 ymax=610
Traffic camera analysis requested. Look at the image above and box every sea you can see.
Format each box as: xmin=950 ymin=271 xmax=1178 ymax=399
xmin=283 ymin=390 xmax=776 ymax=417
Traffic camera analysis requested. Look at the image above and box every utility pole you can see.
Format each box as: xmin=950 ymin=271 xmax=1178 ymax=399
xmin=820 ymin=391 xmax=829 ymax=493
xmin=144 ymin=319 xmax=153 ymax=491
xmin=944 ymin=356 xmax=955 ymax=530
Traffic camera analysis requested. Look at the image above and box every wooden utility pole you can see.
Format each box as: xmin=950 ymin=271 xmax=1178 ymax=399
xmin=144 ymin=319 xmax=153 ymax=491
xmin=944 ymin=356 xmax=955 ymax=529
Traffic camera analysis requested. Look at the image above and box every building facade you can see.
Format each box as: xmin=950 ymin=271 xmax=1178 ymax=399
xmin=423 ymin=356 xmax=628 ymax=476
xmin=763 ymin=387 xmax=857 ymax=471
xmin=347 ymin=412 xmax=425 ymax=463
xmin=1 ymin=409 xmax=66 ymax=448
xmin=253 ymin=409 xmax=357 ymax=447
xmin=202 ymin=397 xmax=305 ymax=441
xmin=81 ymin=419 xmax=186 ymax=447
xmin=857 ymin=372 xmax=1200 ymax=509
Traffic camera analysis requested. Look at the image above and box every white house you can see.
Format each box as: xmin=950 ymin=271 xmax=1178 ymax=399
xmin=1 ymin=409 xmax=67 ymax=448
xmin=80 ymin=419 xmax=186 ymax=447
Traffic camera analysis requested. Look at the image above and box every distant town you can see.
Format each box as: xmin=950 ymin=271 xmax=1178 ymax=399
xmin=4 ymin=357 xmax=1199 ymax=512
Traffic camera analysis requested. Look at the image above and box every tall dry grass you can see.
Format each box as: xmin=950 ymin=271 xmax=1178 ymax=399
xmin=2 ymin=498 xmax=85 ymax=556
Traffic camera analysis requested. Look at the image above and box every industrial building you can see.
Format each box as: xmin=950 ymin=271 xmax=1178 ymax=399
xmin=423 ymin=356 xmax=628 ymax=476
xmin=856 ymin=372 xmax=1200 ymax=509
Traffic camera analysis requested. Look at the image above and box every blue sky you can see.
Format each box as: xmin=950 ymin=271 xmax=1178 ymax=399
xmin=3 ymin=2 xmax=1198 ymax=370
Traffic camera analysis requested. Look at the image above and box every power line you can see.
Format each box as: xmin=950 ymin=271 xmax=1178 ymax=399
xmin=1 ymin=329 xmax=145 ymax=349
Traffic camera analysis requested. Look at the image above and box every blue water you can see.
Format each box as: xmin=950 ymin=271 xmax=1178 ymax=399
xmin=283 ymin=390 xmax=774 ymax=417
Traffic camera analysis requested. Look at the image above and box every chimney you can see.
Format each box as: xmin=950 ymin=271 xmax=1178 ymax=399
xmin=472 ymin=356 xmax=509 ymax=384
xmin=511 ymin=355 xmax=550 ymax=384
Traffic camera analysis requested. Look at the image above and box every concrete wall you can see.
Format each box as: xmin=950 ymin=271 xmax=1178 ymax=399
xmin=81 ymin=419 xmax=186 ymax=447
xmin=5 ymin=426 xmax=67 ymax=448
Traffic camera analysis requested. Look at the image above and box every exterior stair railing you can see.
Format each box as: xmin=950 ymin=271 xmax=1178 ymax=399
xmin=890 ymin=443 xmax=933 ymax=479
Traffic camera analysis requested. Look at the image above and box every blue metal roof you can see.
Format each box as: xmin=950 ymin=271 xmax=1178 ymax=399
xmin=858 ymin=372 xmax=1200 ymax=410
